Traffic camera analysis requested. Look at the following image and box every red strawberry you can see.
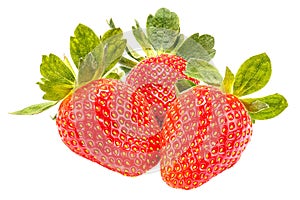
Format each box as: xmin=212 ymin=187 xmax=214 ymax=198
xmin=11 ymin=25 xmax=162 ymax=176
xmin=57 ymin=78 xmax=161 ymax=176
xmin=160 ymin=53 xmax=288 ymax=190
xmin=126 ymin=54 xmax=199 ymax=126
xmin=160 ymin=85 xmax=252 ymax=189
xmin=119 ymin=9 xmax=216 ymax=126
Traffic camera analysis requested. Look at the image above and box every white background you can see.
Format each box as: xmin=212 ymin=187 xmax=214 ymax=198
xmin=1 ymin=0 xmax=299 ymax=199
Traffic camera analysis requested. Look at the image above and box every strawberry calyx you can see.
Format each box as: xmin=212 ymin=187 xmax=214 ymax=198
xmin=176 ymin=53 xmax=288 ymax=121
xmin=114 ymin=8 xmax=216 ymax=71
xmin=11 ymin=24 xmax=127 ymax=115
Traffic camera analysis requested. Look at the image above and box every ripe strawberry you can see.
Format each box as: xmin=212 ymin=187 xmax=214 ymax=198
xmin=57 ymin=78 xmax=161 ymax=176
xmin=115 ymin=8 xmax=216 ymax=126
xmin=11 ymin=25 xmax=162 ymax=176
xmin=160 ymin=85 xmax=252 ymax=189
xmin=160 ymin=53 xmax=288 ymax=189
xmin=125 ymin=54 xmax=199 ymax=126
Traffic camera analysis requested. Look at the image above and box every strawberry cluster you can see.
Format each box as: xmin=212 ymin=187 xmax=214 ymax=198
xmin=12 ymin=8 xmax=287 ymax=190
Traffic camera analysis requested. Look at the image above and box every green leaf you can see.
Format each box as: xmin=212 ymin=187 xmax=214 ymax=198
xmin=169 ymin=34 xmax=185 ymax=53
xmin=77 ymin=29 xmax=126 ymax=86
xmin=241 ymin=99 xmax=269 ymax=113
xmin=107 ymin=18 xmax=144 ymax=61
xmin=120 ymin=66 xmax=132 ymax=75
xmin=175 ymin=79 xmax=196 ymax=96
xmin=185 ymin=58 xmax=223 ymax=86
xmin=103 ymin=66 xmax=125 ymax=80
xmin=241 ymin=93 xmax=288 ymax=120
xmin=146 ymin=8 xmax=180 ymax=52
xmin=101 ymin=35 xmax=127 ymax=74
xmin=119 ymin=57 xmax=137 ymax=68
xmin=63 ymin=56 xmax=76 ymax=77
xmin=70 ymin=24 xmax=100 ymax=68
xmin=38 ymin=54 xmax=75 ymax=101
xmin=38 ymin=80 xmax=74 ymax=101
xmin=221 ymin=67 xmax=235 ymax=93
xmin=132 ymin=20 xmax=155 ymax=57
xmin=233 ymin=53 xmax=271 ymax=97
xmin=107 ymin=18 xmax=116 ymax=29
xmin=100 ymin=28 xmax=123 ymax=43
xmin=10 ymin=101 xmax=58 ymax=115
xmin=77 ymin=46 xmax=104 ymax=86
xmin=176 ymin=33 xmax=216 ymax=61
xmin=124 ymin=44 xmax=145 ymax=62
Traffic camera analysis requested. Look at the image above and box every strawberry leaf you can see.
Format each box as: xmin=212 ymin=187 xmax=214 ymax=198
xmin=120 ymin=65 xmax=132 ymax=75
xmin=241 ymin=93 xmax=288 ymax=120
xmin=175 ymin=79 xmax=196 ymax=95
xmin=100 ymin=28 xmax=122 ymax=43
xmin=63 ymin=56 xmax=76 ymax=76
xmin=132 ymin=20 xmax=156 ymax=57
xmin=221 ymin=67 xmax=235 ymax=94
xmin=146 ymin=8 xmax=180 ymax=52
xmin=176 ymin=33 xmax=216 ymax=61
xmin=37 ymin=54 xmax=75 ymax=101
xmin=70 ymin=24 xmax=100 ymax=68
xmin=10 ymin=101 xmax=58 ymax=115
xmin=103 ymin=67 xmax=125 ymax=80
xmin=100 ymin=28 xmax=127 ymax=75
xmin=169 ymin=34 xmax=185 ymax=53
xmin=241 ymin=99 xmax=269 ymax=113
xmin=185 ymin=59 xmax=223 ymax=86
xmin=77 ymin=29 xmax=126 ymax=86
xmin=119 ymin=57 xmax=137 ymax=68
xmin=77 ymin=47 xmax=104 ymax=86
xmin=233 ymin=53 xmax=271 ymax=97
xmin=107 ymin=18 xmax=144 ymax=62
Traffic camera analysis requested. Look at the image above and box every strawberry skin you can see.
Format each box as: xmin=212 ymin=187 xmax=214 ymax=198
xmin=160 ymin=85 xmax=253 ymax=189
xmin=56 ymin=79 xmax=161 ymax=176
xmin=126 ymin=54 xmax=199 ymax=126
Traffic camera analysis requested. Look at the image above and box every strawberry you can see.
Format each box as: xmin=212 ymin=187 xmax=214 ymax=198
xmin=11 ymin=24 xmax=161 ymax=176
xmin=10 ymin=7 xmax=288 ymax=189
xmin=114 ymin=8 xmax=216 ymax=126
xmin=57 ymin=79 xmax=161 ymax=176
xmin=160 ymin=53 xmax=288 ymax=189
xmin=125 ymin=54 xmax=199 ymax=126
xmin=161 ymin=85 xmax=252 ymax=189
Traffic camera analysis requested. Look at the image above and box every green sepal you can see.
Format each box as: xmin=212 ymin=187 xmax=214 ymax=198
xmin=38 ymin=54 xmax=75 ymax=101
xmin=10 ymin=101 xmax=58 ymax=115
xmin=233 ymin=53 xmax=271 ymax=97
xmin=107 ymin=18 xmax=116 ymax=29
xmin=124 ymin=45 xmax=145 ymax=62
xmin=169 ymin=34 xmax=185 ymax=53
xmin=146 ymin=8 xmax=180 ymax=52
xmin=100 ymin=28 xmax=122 ymax=43
xmin=175 ymin=79 xmax=196 ymax=96
xmin=103 ymin=66 xmax=125 ymax=80
xmin=176 ymin=33 xmax=216 ymax=61
xmin=99 ymin=28 xmax=127 ymax=75
xmin=185 ymin=59 xmax=223 ymax=86
xmin=77 ymin=46 xmax=104 ymax=86
xmin=119 ymin=57 xmax=137 ymax=68
xmin=77 ymin=29 xmax=126 ymax=86
xmin=241 ymin=93 xmax=288 ymax=120
xmin=120 ymin=66 xmax=132 ymax=75
xmin=132 ymin=20 xmax=155 ymax=57
xmin=107 ymin=18 xmax=144 ymax=61
xmin=221 ymin=67 xmax=235 ymax=93
xmin=241 ymin=99 xmax=269 ymax=113
xmin=70 ymin=24 xmax=100 ymax=68
xmin=63 ymin=56 xmax=76 ymax=76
